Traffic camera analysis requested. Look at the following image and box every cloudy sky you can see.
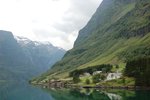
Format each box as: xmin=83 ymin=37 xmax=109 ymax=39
xmin=0 ymin=0 xmax=102 ymax=50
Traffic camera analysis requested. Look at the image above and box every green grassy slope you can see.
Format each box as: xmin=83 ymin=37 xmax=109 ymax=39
xmin=34 ymin=0 xmax=150 ymax=82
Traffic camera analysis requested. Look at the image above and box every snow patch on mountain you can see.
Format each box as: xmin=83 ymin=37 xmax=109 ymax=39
xmin=15 ymin=36 xmax=52 ymax=46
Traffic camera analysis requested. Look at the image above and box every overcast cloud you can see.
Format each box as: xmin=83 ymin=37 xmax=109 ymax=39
xmin=0 ymin=0 xmax=102 ymax=50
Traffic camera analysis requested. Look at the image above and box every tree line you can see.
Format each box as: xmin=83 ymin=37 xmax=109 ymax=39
xmin=125 ymin=57 xmax=150 ymax=86
xmin=69 ymin=64 xmax=113 ymax=77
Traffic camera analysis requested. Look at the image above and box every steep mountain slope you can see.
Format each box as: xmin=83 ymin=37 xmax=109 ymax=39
xmin=37 ymin=0 xmax=150 ymax=80
xmin=0 ymin=30 xmax=34 ymax=81
xmin=0 ymin=30 xmax=65 ymax=81
xmin=0 ymin=31 xmax=31 ymax=67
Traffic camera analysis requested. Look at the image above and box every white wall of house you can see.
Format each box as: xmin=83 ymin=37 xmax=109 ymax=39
xmin=106 ymin=72 xmax=122 ymax=81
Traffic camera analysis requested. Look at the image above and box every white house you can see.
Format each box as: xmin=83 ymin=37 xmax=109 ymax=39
xmin=106 ymin=72 xmax=122 ymax=81
xmin=93 ymin=71 xmax=102 ymax=75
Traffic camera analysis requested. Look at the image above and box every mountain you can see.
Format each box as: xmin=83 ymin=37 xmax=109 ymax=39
xmin=16 ymin=36 xmax=66 ymax=72
xmin=0 ymin=30 xmax=66 ymax=81
xmin=36 ymin=0 xmax=150 ymax=81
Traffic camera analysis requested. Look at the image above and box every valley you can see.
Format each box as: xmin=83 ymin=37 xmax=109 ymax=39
xmin=32 ymin=0 xmax=150 ymax=88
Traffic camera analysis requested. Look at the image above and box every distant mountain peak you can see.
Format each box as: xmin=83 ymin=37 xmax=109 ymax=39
xmin=15 ymin=36 xmax=31 ymax=44
xmin=0 ymin=30 xmax=14 ymax=41
xmin=15 ymin=36 xmax=29 ymax=41
xmin=0 ymin=31 xmax=66 ymax=81
xmin=15 ymin=36 xmax=52 ymax=46
xmin=15 ymin=36 xmax=65 ymax=51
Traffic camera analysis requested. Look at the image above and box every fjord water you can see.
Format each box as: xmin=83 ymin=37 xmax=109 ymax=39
xmin=1 ymin=82 xmax=150 ymax=100
xmin=0 ymin=82 xmax=54 ymax=100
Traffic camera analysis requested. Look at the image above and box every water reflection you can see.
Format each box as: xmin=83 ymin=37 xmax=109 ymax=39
xmin=43 ymin=88 xmax=126 ymax=100
xmin=0 ymin=82 xmax=150 ymax=100
xmin=43 ymin=87 xmax=150 ymax=100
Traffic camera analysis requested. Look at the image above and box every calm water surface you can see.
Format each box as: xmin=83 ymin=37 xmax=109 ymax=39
xmin=0 ymin=82 xmax=150 ymax=100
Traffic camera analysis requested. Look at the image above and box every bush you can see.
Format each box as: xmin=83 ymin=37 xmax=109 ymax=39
xmin=100 ymin=74 xmax=106 ymax=81
xmin=116 ymin=65 xmax=119 ymax=69
xmin=92 ymin=74 xmax=100 ymax=83
xmin=73 ymin=76 xmax=80 ymax=83
xmin=85 ymin=79 xmax=90 ymax=84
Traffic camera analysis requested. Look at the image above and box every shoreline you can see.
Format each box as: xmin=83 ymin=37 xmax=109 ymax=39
xmin=81 ymin=85 xmax=150 ymax=90
xmin=32 ymin=83 xmax=150 ymax=90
